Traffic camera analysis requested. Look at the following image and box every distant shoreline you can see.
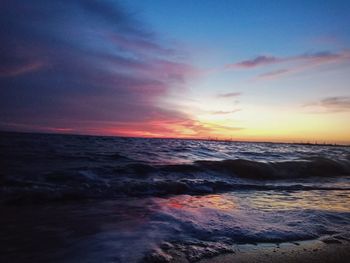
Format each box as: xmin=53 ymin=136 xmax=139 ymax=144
xmin=1 ymin=129 xmax=349 ymax=147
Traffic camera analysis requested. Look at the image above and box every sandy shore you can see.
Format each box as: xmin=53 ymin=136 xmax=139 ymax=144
xmin=198 ymin=239 xmax=350 ymax=263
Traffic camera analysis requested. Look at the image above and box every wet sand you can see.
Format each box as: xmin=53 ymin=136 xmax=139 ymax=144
xmin=198 ymin=240 xmax=350 ymax=263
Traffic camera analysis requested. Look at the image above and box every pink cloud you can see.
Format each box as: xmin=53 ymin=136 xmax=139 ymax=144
xmin=0 ymin=61 xmax=45 ymax=77
xmin=257 ymin=69 xmax=290 ymax=79
xmin=0 ymin=0 xmax=241 ymax=139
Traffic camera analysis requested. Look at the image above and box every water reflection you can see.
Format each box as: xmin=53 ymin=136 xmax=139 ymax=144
xmin=236 ymin=190 xmax=350 ymax=212
xmin=158 ymin=194 xmax=238 ymax=211
xmin=156 ymin=190 xmax=350 ymax=214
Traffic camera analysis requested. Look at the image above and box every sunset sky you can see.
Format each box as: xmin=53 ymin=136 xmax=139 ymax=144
xmin=1 ymin=0 xmax=350 ymax=143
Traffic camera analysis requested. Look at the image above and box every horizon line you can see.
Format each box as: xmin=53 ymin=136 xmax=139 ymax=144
xmin=1 ymin=129 xmax=349 ymax=147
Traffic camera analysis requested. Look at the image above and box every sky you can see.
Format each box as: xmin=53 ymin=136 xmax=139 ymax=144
xmin=1 ymin=0 xmax=350 ymax=143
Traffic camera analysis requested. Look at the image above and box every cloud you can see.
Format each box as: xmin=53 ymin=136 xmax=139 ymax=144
xmin=0 ymin=112 xmax=216 ymax=138
xmin=229 ymin=55 xmax=279 ymax=68
xmin=227 ymin=51 xmax=350 ymax=80
xmin=228 ymin=51 xmax=349 ymax=69
xmin=109 ymin=34 xmax=176 ymax=56
xmin=0 ymin=61 xmax=46 ymax=77
xmin=0 ymin=0 xmax=209 ymax=137
xmin=217 ymin=92 xmax=241 ymax=98
xmin=211 ymin=109 xmax=241 ymax=115
xmin=304 ymin=96 xmax=350 ymax=113
xmin=321 ymin=97 xmax=350 ymax=108
xmin=257 ymin=69 xmax=290 ymax=79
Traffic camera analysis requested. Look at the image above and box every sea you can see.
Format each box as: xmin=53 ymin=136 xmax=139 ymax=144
xmin=1 ymin=131 xmax=350 ymax=262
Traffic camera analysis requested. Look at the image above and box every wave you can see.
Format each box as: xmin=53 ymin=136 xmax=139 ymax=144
xmin=1 ymin=157 xmax=350 ymax=204
xmin=2 ymin=177 xmax=350 ymax=205
xmin=121 ymin=157 xmax=350 ymax=179
xmin=194 ymin=157 xmax=350 ymax=179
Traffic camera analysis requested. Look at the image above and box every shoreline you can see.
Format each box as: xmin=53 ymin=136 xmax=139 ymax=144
xmin=196 ymin=239 xmax=350 ymax=263
xmin=1 ymin=200 xmax=350 ymax=263
xmin=142 ymin=237 xmax=350 ymax=262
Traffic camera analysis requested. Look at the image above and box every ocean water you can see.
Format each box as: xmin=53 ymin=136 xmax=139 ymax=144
xmin=1 ymin=132 xmax=350 ymax=262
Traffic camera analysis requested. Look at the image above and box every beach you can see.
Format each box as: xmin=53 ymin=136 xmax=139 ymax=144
xmin=199 ymin=241 xmax=350 ymax=263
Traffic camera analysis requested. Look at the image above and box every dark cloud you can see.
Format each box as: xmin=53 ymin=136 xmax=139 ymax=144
xmin=231 ymin=55 xmax=278 ymax=68
xmin=227 ymin=51 xmax=349 ymax=70
xmin=0 ymin=0 xmax=198 ymax=136
xmin=227 ymin=51 xmax=350 ymax=81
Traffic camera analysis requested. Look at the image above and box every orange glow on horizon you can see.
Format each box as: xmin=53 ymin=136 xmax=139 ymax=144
xmin=4 ymin=106 xmax=350 ymax=145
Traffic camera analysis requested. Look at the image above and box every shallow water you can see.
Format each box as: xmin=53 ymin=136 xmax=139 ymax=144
xmin=1 ymin=132 xmax=350 ymax=262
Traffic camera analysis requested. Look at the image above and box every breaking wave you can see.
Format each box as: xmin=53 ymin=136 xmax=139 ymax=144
xmin=1 ymin=157 xmax=350 ymax=204
xmin=125 ymin=156 xmax=350 ymax=179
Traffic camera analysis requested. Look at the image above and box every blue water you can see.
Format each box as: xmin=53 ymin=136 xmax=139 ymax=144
xmin=1 ymin=132 xmax=350 ymax=262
